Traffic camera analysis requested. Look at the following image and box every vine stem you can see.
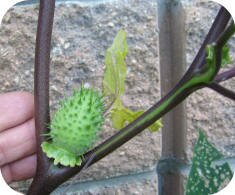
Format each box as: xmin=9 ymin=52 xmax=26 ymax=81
xmin=28 ymin=4 xmax=233 ymax=195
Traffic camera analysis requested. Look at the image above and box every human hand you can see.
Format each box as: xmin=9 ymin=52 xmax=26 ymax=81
xmin=0 ymin=92 xmax=36 ymax=183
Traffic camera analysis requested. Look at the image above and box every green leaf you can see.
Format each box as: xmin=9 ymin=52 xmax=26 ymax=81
xmin=103 ymin=30 xmax=162 ymax=133
xmin=186 ymin=130 xmax=233 ymax=195
xmin=206 ymin=44 xmax=231 ymax=68
xmin=221 ymin=45 xmax=231 ymax=67
xmin=103 ymin=29 xmax=128 ymax=98
xmin=111 ymin=98 xmax=162 ymax=132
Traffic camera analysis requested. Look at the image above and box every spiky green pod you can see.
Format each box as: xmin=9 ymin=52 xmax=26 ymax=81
xmin=41 ymin=87 xmax=104 ymax=167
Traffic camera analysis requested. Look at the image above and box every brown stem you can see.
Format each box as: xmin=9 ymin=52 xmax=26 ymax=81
xmin=215 ymin=67 xmax=235 ymax=82
xmin=208 ymin=83 xmax=235 ymax=100
xmin=27 ymin=0 xmax=55 ymax=194
xmin=186 ymin=6 xmax=231 ymax=74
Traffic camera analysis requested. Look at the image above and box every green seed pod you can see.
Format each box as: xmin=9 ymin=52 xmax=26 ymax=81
xmin=41 ymin=87 xmax=104 ymax=167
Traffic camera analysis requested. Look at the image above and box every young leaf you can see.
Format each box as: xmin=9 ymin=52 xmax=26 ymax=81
xmin=221 ymin=45 xmax=231 ymax=67
xmin=206 ymin=44 xmax=231 ymax=68
xmin=103 ymin=29 xmax=128 ymax=98
xmin=103 ymin=30 xmax=162 ymax=133
xmin=186 ymin=130 xmax=233 ymax=195
xmin=111 ymin=98 xmax=162 ymax=132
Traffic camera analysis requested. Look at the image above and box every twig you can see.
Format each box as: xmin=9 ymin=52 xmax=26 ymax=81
xmin=215 ymin=67 xmax=235 ymax=83
xmin=208 ymin=83 xmax=235 ymax=100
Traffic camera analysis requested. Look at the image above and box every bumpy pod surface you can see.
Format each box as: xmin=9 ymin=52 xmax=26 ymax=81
xmin=41 ymin=87 xmax=104 ymax=167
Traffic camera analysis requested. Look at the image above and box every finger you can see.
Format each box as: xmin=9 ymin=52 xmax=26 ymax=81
xmin=1 ymin=154 xmax=36 ymax=183
xmin=0 ymin=92 xmax=34 ymax=132
xmin=0 ymin=119 xmax=36 ymax=166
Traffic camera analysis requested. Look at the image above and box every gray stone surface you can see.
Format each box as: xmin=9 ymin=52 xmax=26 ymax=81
xmin=11 ymin=171 xmax=158 ymax=195
xmin=54 ymin=171 xmax=158 ymax=195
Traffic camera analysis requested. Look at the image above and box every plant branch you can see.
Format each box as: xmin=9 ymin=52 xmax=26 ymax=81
xmin=213 ymin=22 xmax=235 ymax=72
xmin=214 ymin=67 xmax=235 ymax=83
xmin=86 ymin=17 xmax=234 ymax=166
xmin=80 ymin=5 xmax=233 ymax=174
xmin=216 ymin=21 xmax=235 ymax=47
xmin=205 ymin=23 xmax=235 ymax=100
xmin=207 ymin=83 xmax=235 ymax=100
xmin=186 ymin=7 xmax=231 ymax=73
xmin=27 ymin=0 xmax=55 ymax=194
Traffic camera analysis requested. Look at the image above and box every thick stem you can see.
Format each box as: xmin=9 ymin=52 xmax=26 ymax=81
xmin=216 ymin=22 xmax=235 ymax=48
xmin=205 ymin=23 xmax=235 ymax=100
xmin=186 ymin=7 xmax=231 ymax=73
xmin=213 ymin=23 xmax=235 ymax=73
xmin=27 ymin=0 xmax=55 ymax=194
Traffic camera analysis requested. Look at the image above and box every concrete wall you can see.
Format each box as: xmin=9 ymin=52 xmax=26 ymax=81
xmin=0 ymin=0 xmax=234 ymax=194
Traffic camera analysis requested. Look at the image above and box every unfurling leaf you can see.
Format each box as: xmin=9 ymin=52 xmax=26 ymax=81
xmin=206 ymin=44 xmax=231 ymax=68
xmin=103 ymin=30 xmax=162 ymax=133
xmin=103 ymin=29 xmax=128 ymax=98
xmin=221 ymin=45 xmax=231 ymax=67
xmin=186 ymin=130 xmax=233 ymax=195
xmin=111 ymin=99 xmax=162 ymax=132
